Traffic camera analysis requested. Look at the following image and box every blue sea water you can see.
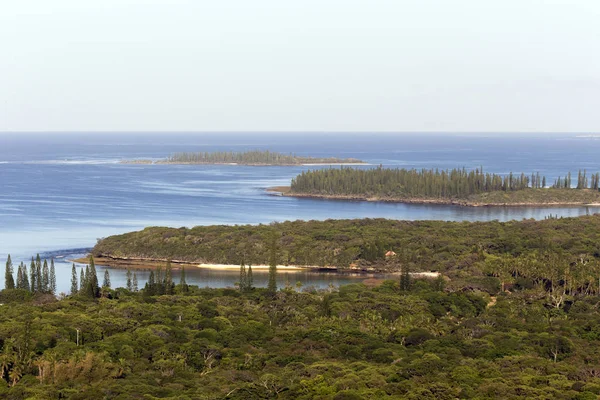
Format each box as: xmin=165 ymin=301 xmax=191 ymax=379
xmin=1 ymin=132 xmax=600 ymax=292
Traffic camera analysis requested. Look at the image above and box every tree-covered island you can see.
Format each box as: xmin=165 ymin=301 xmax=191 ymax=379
xmin=271 ymin=166 xmax=600 ymax=206
xmin=121 ymin=150 xmax=365 ymax=166
xmin=91 ymin=215 xmax=600 ymax=280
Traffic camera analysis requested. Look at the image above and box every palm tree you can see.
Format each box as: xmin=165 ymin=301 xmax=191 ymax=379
xmin=9 ymin=362 xmax=23 ymax=386
xmin=0 ymin=340 xmax=15 ymax=382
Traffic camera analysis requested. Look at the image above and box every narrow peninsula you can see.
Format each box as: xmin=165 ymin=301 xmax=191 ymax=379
xmin=270 ymin=166 xmax=600 ymax=206
xmin=121 ymin=150 xmax=365 ymax=166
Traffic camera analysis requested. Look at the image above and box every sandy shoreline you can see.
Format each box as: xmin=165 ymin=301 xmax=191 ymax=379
xmin=70 ymin=256 xmax=441 ymax=278
xmin=71 ymin=256 xmax=331 ymax=271
xmin=196 ymin=263 xmax=308 ymax=270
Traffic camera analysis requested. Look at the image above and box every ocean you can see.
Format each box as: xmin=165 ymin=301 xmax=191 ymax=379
xmin=1 ymin=132 xmax=599 ymax=291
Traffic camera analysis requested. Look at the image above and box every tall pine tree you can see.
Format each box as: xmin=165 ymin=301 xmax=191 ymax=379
xmin=30 ymin=257 xmax=36 ymax=293
xmin=400 ymin=264 xmax=412 ymax=291
xmin=22 ymin=262 xmax=30 ymax=291
xmin=165 ymin=261 xmax=174 ymax=294
xmin=145 ymin=271 xmax=156 ymax=295
xmin=42 ymin=259 xmax=49 ymax=292
xmin=126 ymin=269 xmax=133 ymax=291
xmin=80 ymin=267 xmax=86 ymax=294
xmin=179 ymin=267 xmax=188 ymax=292
xmin=35 ymin=254 xmax=42 ymax=292
xmin=35 ymin=260 xmax=43 ymax=293
xmin=132 ymin=272 xmax=138 ymax=292
xmin=71 ymin=263 xmax=78 ymax=294
xmin=88 ymin=256 xmax=99 ymax=298
xmin=155 ymin=265 xmax=164 ymax=295
xmin=16 ymin=263 xmax=23 ymax=289
xmin=4 ymin=254 xmax=15 ymax=290
xmin=247 ymin=265 xmax=254 ymax=291
xmin=49 ymin=259 xmax=56 ymax=295
xmin=267 ymin=236 xmax=278 ymax=294
xmin=102 ymin=270 xmax=111 ymax=288
xmin=239 ymin=262 xmax=247 ymax=292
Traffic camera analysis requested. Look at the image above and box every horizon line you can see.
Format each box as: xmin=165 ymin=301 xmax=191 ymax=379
xmin=0 ymin=130 xmax=597 ymax=135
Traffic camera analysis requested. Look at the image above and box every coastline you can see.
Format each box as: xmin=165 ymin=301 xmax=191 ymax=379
xmin=72 ymin=255 xmax=332 ymax=271
xmin=70 ymin=255 xmax=441 ymax=277
xmin=266 ymin=187 xmax=600 ymax=208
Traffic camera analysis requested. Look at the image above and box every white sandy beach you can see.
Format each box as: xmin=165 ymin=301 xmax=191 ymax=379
xmin=196 ymin=263 xmax=309 ymax=270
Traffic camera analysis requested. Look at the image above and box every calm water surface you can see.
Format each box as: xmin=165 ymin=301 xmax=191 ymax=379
xmin=1 ymin=132 xmax=599 ymax=292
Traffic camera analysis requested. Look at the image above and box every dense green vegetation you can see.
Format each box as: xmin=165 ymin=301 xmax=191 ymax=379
xmin=3 ymin=276 xmax=600 ymax=399
xmin=289 ymin=167 xmax=600 ymax=204
xmin=5 ymin=216 xmax=600 ymax=398
xmin=92 ymin=216 xmax=600 ymax=280
xmin=163 ymin=150 xmax=363 ymax=165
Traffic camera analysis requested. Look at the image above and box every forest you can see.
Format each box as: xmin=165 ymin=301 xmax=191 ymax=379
xmin=4 ymin=216 xmax=600 ymax=398
xmin=288 ymin=167 xmax=600 ymax=204
xmin=91 ymin=215 xmax=600 ymax=278
xmin=2 ymin=260 xmax=600 ymax=398
xmin=161 ymin=150 xmax=364 ymax=165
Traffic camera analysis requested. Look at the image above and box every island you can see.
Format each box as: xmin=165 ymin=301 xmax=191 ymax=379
xmin=269 ymin=166 xmax=600 ymax=206
xmin=88 ymin=215 xmax=600 ymax=277
xmin=121 ymin=150 xmax=366 ymax=166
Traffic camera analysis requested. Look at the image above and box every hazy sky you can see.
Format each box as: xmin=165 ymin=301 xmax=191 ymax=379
xmin=1 ymin=0 xmax=599 ymax=132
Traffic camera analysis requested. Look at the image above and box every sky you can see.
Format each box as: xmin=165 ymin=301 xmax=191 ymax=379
xmin=1 ymin=0 xmax=599 ymax=133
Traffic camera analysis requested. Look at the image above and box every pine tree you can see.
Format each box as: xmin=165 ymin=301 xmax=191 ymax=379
xmin=400 ymin=264 xmax=411 ymax=291
xmin=16 ymin=263 xmax=23 ymax=289
xmin=71 ymin=264 xmax=78 ymax=294
xmin=132 ymin=273 xmax=138 ymax=292
xmin=49 ymin=259 xmax=56 ymax=295
xmin=42 ymin=259 xmax=49 ymax=292
xmin=239 ymin=262 xmax=247 ymax=292
xmin=165 ymin=261 xmax=174 ymax=295
xmin=5 ymin=254 xmax=15 ymax=290
xmin=179 ymin=267 xmax=188 ymax=292
xmin=155 ymin=265 xmax=164 ymax=295
xmin=102 ymin=270 xmax=111 ymax=288
xmin=247 ymin=265 xmax=254 ymax=291
xmin=35 ymin=254 xmax=42 ymax=292
xmin=80 ymin=267 xmax=86 ymax=294
xmin=22 ymin=263 xmax=30 ymax=291
xmin=145 ymin=271 xmax=156 ymax=295
xmin=88 ymin=256 xmax=99 ymax=298
xmin=126 ymin=269 xmax=133 ymax=291
xmin=30 ymin=257 xmax=36 ymax=293
xmin=36 ymin=261 xmax=43 ymax=293
xmin=84 ymin=265 xmax=90 ymax=288
xmin=267 ymin=236 xmax=278 ymax=294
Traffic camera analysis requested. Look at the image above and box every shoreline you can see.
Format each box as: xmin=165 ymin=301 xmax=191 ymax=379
xmin=70 ymin=256 xmax=441 ymax=277
xmin=266 ymin=187 xmax=600 ymax=208
xmin=71 ymin=256 xmax=335 ymax=271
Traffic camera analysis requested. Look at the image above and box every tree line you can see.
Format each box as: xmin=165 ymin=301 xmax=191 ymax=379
xmin=166 ymin=150 xmax=361 ymax=165
xmin=4 ymin=254 xmax=56 ymax=294
xmin=143 ymin=261 xmax=189 ymax=295
xmin=291 ymin=166 xmax=600 ymax=199
xmin=553 ymin=170 xmax=600 ymax=190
